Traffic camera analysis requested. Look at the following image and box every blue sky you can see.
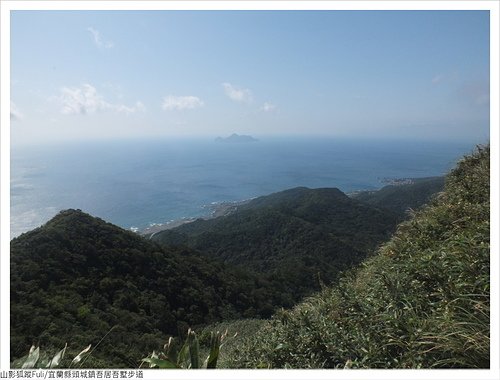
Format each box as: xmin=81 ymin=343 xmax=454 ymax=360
xmin=10 ymin=10 xmax=490 ymax=144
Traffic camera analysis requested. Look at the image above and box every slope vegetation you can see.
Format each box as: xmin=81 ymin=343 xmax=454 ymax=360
xmin=153 ymin=187 xmax=398 ymax=299
xmin=10 ymin=210 xmax=286 ymax=367
xmin=228 ymin=145 xmax=489 ymax=368
xmin=352 ymin=176 xmax=445 ymax=219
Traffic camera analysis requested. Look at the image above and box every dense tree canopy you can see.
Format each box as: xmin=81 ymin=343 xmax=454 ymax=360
xmin=11 ymin=169 xmax=450 ymax=368
xmin=11 ymin=210 xmax=287 ymax=367
xmin=153 ymin=187 xmax=399 ymax=298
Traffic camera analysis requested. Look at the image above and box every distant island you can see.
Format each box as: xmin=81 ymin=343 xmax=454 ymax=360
xmin=215 ymin=133 xmax=258 ymax=143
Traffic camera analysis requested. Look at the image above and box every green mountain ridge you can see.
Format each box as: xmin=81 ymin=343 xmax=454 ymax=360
xmin=152 ymin=186 xmax=399 ymax=299
xmin=352 ymin=176 xmax=445 ymax=219
xmin=10 ymin=152 xmax=472 ymax=369
xmin=10 ymin=210 xmax=287 ymax=367
xmin=228 ymin=145 xmax=489 ymax=368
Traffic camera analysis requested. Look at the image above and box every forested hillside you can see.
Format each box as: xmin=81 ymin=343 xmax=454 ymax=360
xmin=10 ymin=148 xmax=477 ymax=369
xmin=352 ymin=176 xmax=445 ymax=219
xmin=152 ymin=187 xmax=399 ymax=299
xmin=10 ymin=211 xmax=288 ymax=367
xmin=227 ymin=146 xmax=489 ymax=368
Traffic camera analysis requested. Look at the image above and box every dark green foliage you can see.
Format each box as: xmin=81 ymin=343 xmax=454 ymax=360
xmin=12 ymin=146 xmax=485 ymax=369
xmin=10 ymin=210 xmax=287 ymax=367
xmin=153 ymin=187 xmax=398 ymax=302
xmin=352 ymin=176 xmax=445 ymax=219
xmin=228 ymin=145 xmax=489 ymax=369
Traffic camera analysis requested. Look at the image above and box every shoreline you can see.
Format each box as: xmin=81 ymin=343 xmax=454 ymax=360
xmin=135 ymin=176 xmax=441 ymax=236
xmin=137 ymin=198 xmax=253 ymax=236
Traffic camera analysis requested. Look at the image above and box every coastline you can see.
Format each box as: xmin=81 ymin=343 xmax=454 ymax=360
xmin=137 ymin=198 xmax=253 ymax=236
xmin=136 ymin=176 xmax=442 ymax=237
xmin=137 ymin=217 xmax=198 ymax=236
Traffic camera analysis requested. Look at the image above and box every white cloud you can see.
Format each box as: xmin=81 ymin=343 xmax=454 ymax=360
xmin=58 ymin=84 xmax=104 ymax=114
xmin=57 ymin=84 xmax=144 ymax=115
xmin=10 ymin=101 xmax=24 ymax=120
xmin=114 ymin=101 xmax=147 ymax=115
xmin=261 ymin=102 xmax=277 ymax=112
xmin=87 ymin=27 xmax=114 ymax=49
xmin=162 ymin=95 xmax=204 ymax=111
xmin=222 ymin=82 xmax=253 ymax=103
xmin=431 ymin=74 xmax=443 ymax=84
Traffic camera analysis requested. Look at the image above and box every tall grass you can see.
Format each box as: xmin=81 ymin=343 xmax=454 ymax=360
xmin=227 ymin=145 xmax=490 ymax=369
xmin=12 ymin=325 xmax=118 ymax=369
xmin=141 ymin=328 xmax=236 ymax=369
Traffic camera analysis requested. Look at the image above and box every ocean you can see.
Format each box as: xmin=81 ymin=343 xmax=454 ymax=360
xmin=10 ymin=136 xmax=479 ymax=239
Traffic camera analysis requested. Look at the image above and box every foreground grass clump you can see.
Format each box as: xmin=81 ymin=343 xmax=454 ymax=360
xmin=228 ymin=145 xmax=490 ymax=369
xmin=197 ymin=319 xmax=265 ymax=368
xmin=12 ymin=342 xmax=105 ymax=369
xmin=141 ymin=328 xmax=238 ymax=369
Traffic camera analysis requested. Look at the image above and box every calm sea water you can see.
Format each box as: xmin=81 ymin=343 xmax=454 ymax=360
xmin=10 ymin=137 xmax=478 ymax=239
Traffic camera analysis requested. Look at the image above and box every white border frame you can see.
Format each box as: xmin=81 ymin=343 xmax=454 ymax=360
xmin=1 ymin=2 xmax=498 ymax=379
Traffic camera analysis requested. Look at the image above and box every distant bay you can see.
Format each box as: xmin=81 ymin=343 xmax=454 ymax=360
xmin=10 ymin=136 xmax=479 ymax=239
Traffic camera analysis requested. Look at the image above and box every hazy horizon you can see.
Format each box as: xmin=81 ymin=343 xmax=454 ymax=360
xmin=10 ymin=10 xmax=490 ymax=145
xmin=11 ymin=136 xmax=476 ymax=238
